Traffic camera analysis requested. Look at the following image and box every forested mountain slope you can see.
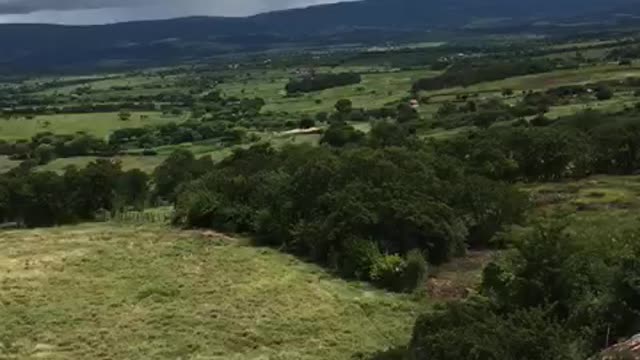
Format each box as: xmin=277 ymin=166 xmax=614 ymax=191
xmin=1 ymin=0 xmax=639 ymax=71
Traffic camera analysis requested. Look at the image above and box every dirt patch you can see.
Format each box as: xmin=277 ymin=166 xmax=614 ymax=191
xmin=196 ymin=229 xmax=238 ymax=242
xmin=426 ymin=278 xmax=472 ymax=300
xmin=280 ymin=127 xmax=323 ymax=136
xmin=426 ymin=251 xmax=495 ymax=301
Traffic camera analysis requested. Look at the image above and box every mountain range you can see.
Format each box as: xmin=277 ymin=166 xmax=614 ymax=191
xmin=1 ymin=0 xmax=640 ymax=72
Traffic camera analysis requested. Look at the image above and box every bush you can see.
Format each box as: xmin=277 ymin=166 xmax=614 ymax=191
xmin=370 ymin=255 xmax=407 ymax=292
xmin=173 ymin=185 xmax=219 ymax=228
xmin=409 ymin=300 xmax=583 ymax=360
xmin=595 ymin=86 xmax=614 ymax=101
xmin=320 ymin=123 xmax=365 ymax=147
xmin=337 ymin=237 xmax=382 ymax=279
xmin=530 ymin=115 xmax=552 ymax=127
xmin=369 ymin=250 xmax=428 ymax=292
xmin=403 ymin=250 xmax=429 ymax=291
xmin=335 ymin=99 xmax=353 ymax=114
xmin=299 ymin=117 xmax=316 ymax=129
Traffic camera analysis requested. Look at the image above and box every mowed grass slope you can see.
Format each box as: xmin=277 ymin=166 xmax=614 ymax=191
xmin=0 ymin=224 xmax=420 ymax=360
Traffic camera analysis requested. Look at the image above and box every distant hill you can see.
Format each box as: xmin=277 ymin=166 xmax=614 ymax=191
xmin=1 ymin=0 xmax=639 ymax=72
xmin=252 ymin=0 xmax=640 ymax=31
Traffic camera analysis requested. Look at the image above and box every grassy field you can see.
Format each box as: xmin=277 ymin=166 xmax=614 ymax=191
xmin=35 ymin=75 xmax=165 ymax=96
xmin=0 ymin=224 xmax=421 ymax=360
xmin=545 ymin=91 xmax=638 ymax=118
xmin=0 ymin=131 xmax=329 ymax=174
xmin=523 ymin=175 xmax=640 ymax=257
xmin=0 ymin=112 xmax=185 ymax=140
xmin=38 ymin=155 xmax=168 ymax=173
xmin=219 ymin=68 xmax=438 ymax=113
xmin=0 ymin=154 xmax=169 ymax=174
xmin=526 ymin=175 xmax=640 ymax=212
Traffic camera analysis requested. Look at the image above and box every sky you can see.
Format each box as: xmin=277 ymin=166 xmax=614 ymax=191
xmin=0 ymin=0 xmax=351 ymax=24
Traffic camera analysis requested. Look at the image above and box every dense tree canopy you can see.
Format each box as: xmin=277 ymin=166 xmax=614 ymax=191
xmin=170 ymin=132 xmax=528 ymax=291
xmin=407 ymin=219 xmax=640 ymax=359
xmin=0 ymin=160 xmax=149 ymax=227
xmin=412 ymin=59 xmax=567 ymax=92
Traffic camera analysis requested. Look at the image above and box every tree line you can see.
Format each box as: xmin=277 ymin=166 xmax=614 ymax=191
xmin=435 ymin=109 xmax=640 ymax=183
xmin=0 ymin=132 xmax=117 ymax=165
xmin=0 ymin=160 xmax=149 ymax=227
xmin=0 ymin=120 xmax=250 ymax=166
xmin=0 ymin=150 xmax=214 ymax=228
xmin=412 ymin=58 xmax=572 ymax=92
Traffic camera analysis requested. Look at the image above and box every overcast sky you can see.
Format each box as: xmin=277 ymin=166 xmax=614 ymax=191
xmin=0 ymin=0 xmax=351 ymax=24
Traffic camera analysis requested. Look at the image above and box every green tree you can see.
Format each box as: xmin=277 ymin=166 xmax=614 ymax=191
xmin=153 ymin=150 xmax=196 ymax=203
xmin=33 ymin=144 xmax=56 ymax=165
xmin=117 ymin=169 xmax=150 ymax=210
xmin=595 ymin=85 xmax=614 ymax=101
xmin=320 ymin=123 xmax=364 ymax=147
xmin=409 ymin=300 xmax=582 ymax=360
xmin=334 ymin=99 xmax=353 ymax=114
xmin=66 ymin=160 xmax=123 ymax=219
xmin=299 ymin=117 xmax=316 ymax=129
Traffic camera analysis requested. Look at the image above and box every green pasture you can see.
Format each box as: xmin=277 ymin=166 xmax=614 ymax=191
xmin=0 ymin=111 xmax=185 ymax=141
xmin=219 ymin=68 xmax=439 ymax=113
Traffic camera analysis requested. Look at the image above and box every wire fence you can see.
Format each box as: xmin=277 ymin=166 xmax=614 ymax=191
xmin=111 ymin=207 xmax=174 ymax=225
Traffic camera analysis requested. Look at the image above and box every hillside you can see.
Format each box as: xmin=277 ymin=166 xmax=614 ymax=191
xmin=1 ymin=0 xmax=640 ymax=71
xmin=6 ymin=15 xmax=640 ymax=358
xmin=252 ymin=0 xmax=640 ymax=31
xmin=0 ymin=224 xmax=419 ymax=359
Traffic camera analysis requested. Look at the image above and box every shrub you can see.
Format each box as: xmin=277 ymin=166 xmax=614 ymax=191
xmin=595 ymin=86 xmax=614 ymax=101
xmin=335 ymin=99 xmax=353 ymax=114
xmin=512 ymin=118 xmax=530 ymax=128
xmin=403 ymin=250 xmax=429 ymax=291
xmin=370 ymin=255 xmax=407 ymax=292
xmin=320 ymin=123 xmax=365 ymax=147
xmin=173 ymin=185 xmax=219 ymax=228
xmin=338 ymin=237 xmax=382 ymax=280
xmin=299 ymin=117 xmax=316 ymax=129
xmin=409 ymin=300 xmax=583 ymax=360
xmin=530 ymin=115 xmax=552 ymax=127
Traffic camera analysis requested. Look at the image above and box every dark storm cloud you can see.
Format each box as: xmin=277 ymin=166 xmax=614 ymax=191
xmin=0 ymin=0 xmax=344 ymax=15
xmin=0 ymin=0 xmax=353 ymax=24
xmin=0 ymin=0 xmax=355 ymax=24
